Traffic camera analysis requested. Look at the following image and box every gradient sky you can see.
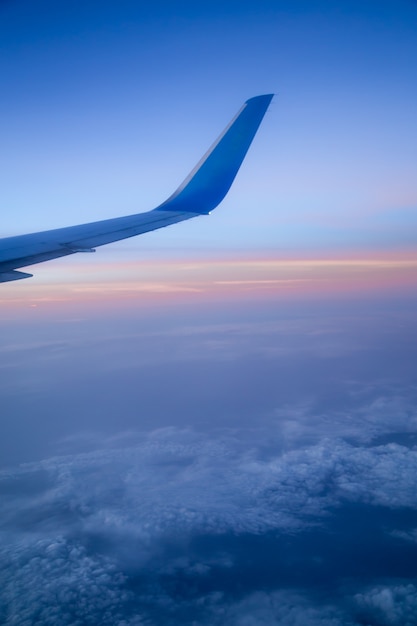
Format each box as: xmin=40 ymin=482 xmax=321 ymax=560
xmin=1 ymin=0 xmax=416 ymax=260
xmin=1 ymin=1 xmax=417 ymax=625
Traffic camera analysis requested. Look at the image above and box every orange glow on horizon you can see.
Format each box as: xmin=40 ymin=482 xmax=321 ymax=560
xmin=1 ymin=252 xmax=417 ymax=315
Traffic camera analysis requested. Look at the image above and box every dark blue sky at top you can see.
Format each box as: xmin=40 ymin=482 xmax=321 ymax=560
xmin=1 ymin=1 xmax=417 ymax=625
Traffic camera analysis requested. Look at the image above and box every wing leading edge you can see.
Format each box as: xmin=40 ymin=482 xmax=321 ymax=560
xmin=0 ymin=94 xmax=273 ymax=283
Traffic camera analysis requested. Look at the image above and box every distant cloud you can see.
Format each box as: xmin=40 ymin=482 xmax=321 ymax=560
xmin=220 ymin=591 xmax=352 ymax=626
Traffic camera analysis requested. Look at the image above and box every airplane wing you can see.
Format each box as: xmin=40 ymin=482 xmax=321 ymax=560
xmin=0 ymin=94 xmax=273 ymax=283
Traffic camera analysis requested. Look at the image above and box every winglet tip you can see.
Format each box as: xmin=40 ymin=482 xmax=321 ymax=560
xmin=245 ymin=93 xmax=274 ymax=106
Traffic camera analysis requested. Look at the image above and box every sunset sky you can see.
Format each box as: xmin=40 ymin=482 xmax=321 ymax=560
xmin=1 ymin=1 xmax=417 ymax=625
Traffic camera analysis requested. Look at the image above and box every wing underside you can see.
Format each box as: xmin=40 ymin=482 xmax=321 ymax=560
xmin=0 ymin=94 xmax=273 ymax=282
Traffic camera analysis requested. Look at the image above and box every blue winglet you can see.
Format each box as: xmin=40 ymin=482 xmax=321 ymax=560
xmin=156 ymin=94 xmax=273 ymax=214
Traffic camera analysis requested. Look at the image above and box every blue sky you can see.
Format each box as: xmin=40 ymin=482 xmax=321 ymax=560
xmin=1 ymin=2 xmax=417 ymax=625
xmin=1 ymin=0 xmax=416 ymax=263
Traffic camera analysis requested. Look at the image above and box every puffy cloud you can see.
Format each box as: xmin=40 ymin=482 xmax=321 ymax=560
xmin=271 ymin=387 xmax=417 ymax=449
xmin=354 ymin=584 xmax=417 ymax=626
xmin=0 ymin=537 xmax=146 ymax=626
xmin=2 ymin=428 xmax=417 ymax=540
xmin=1 ymin=426 xmax=417 ymax=624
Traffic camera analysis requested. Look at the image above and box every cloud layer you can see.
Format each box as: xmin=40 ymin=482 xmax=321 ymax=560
xmin=2 ymin=418 xmax=417 ymax=625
